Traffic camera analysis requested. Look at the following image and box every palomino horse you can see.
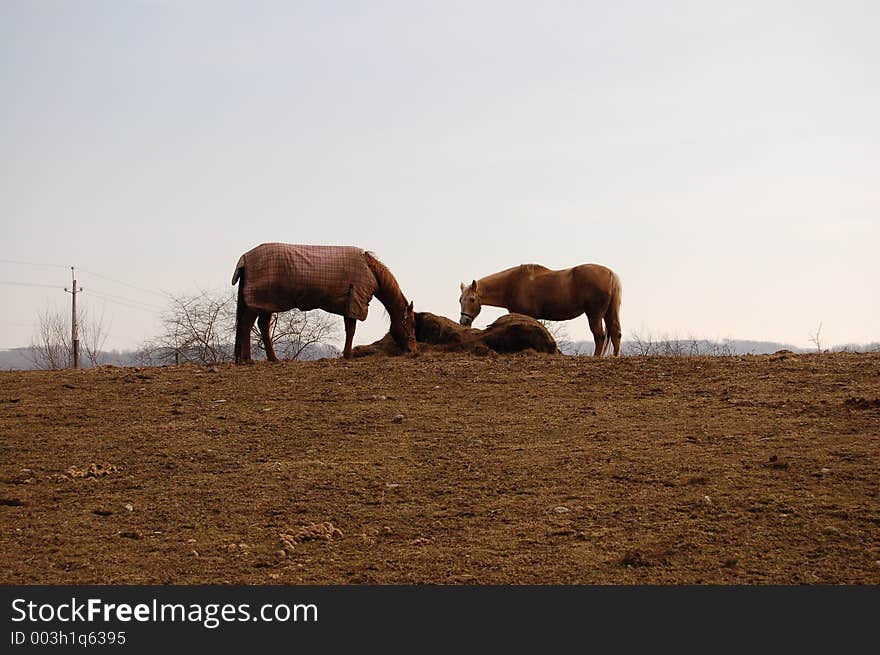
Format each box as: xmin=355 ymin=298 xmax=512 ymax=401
xmin=459 ymin=263 xmax=622 ymax=356
xmin=232 ymin=243 xmax=416 ymax=363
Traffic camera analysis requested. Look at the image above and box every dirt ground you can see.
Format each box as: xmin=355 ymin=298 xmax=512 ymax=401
xmin=1 ymin=350 xmax=878 ymax=584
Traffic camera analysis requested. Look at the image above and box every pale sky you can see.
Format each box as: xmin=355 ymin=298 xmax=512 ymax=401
xmin=2 ymin=1 xmax=878 ymax=352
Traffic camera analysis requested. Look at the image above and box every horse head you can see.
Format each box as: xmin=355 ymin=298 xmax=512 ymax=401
xmin=459 ymin=280 xmax=482 ymax=326
xmin=390 ymin=300 xmax=418 ymax=353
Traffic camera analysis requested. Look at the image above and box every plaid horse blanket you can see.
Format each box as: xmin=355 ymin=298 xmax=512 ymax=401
xmin=232 ymin=243 xmax=378 ymax=320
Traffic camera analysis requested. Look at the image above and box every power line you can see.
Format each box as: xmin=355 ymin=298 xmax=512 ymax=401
xmin=82 ymin=287 xmax=165 ymax=312
xmin=0 ymin=271 xmax=166 ymax=313
xmin=0 ymin=280 xmax=60 ymax=289
xmin=1 ymin=260 xmax=170 ymax=301
xmin=0 ymin=280 xmax=163 ymax=311
xmin=78 ymin=267 xmax=170 ymax=299
xmin=0 ymin=259 xmax=69 ymax=269
xmin=81 ymin=289 xmax=162 ymax=314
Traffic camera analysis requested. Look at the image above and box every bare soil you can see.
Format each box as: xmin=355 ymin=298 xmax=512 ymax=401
xmin=1 ymin=351 xmax=878 ymax=584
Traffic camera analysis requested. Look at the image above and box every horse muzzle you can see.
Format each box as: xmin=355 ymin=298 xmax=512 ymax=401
xmin=459 ymin=313 xmax=474 ymax=326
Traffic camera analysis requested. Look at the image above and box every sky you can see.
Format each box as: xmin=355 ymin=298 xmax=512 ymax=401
xmin=2 ymin=1 xmax=878 ymax=352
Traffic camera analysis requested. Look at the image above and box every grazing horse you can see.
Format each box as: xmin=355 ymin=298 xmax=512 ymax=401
xmin=459 ymin=263 xmax=622 ymax=356
xmin=232 ymin=243 xmax=416 ymax=363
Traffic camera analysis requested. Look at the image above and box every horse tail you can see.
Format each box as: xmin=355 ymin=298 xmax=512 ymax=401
xmin=233 ymin=263 xmax=245 ymax=362
xmin=231 ymin=254 xmax=245 ymax=285
xmin=603 ymin=270 xmax=623 ymax=356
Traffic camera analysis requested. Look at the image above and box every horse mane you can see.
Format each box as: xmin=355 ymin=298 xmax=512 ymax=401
xmin=363 ymin=251 xmax=408 ymax=312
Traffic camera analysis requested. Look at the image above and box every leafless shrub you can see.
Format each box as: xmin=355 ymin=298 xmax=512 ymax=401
xmin=80 ymin=308 xmax=109 ymax=366
xmin=27 ymin=306 xmax=110 ymax=369
xmin=657 ymin=334 xmax=688 ymax=356
xmin=137 ymin=290 xmax=235 ymax=366
xmin=702 ymin=339 xmax=737 ymax=356
xmin=28 ymin=308 xmax=71 ymax=369
xmin=624 ymin=331 xmax=655 ymax=356
xmin=832 ymin=342 xmax=880 ymax=353
xmin=137 ymin=290 xmax=340 ymax=366
xmin=252 ymin=309 xmax=340 ymax=360
xmin=622 ymin=330 xmax=737 ymax=357
xmin=809 ymin=322 xmax=824 ymax=353
xmin=538 ymin=320 xmax=588 ymax=355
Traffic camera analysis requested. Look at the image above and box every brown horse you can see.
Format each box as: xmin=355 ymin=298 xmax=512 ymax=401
xmin=232 ymin=243 xmax=416 ymax=363
xmin=459 ymin=263 xmax=622 ymax=356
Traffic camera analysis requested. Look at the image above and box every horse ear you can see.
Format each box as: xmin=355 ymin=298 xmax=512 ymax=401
xmin=471 ymin=280 xmax=478 ymax=293
xmin=460 ymin=282 xmax=466 ymax=291
xmin=407 ymin=300 xmax=413 ymax=312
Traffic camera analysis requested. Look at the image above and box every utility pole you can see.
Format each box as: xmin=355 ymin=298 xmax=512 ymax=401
xmin=64 ymin=266 xmax=83 ymax=369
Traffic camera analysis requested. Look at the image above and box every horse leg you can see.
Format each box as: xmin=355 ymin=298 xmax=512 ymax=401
xmin=587 ymin=312 xmax=607 ymax=357
xmin=604 ymin=306 xmax=622 ymax=357
xmin=342 ymin=317 xmax=356 ymax=359
xmin=258 ymin=313 xmax=278 ymax=362
xmin=235 ymin=306 xmax=259 ymax=364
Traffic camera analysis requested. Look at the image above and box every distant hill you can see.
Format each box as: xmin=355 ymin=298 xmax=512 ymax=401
xmin=0 ymin=343 xmax=341 ymax=371
xmin=558 ymin=339 xmax=879 ymax=356
xmin=0 ymin=348 xmax=155 ymax=371
xmin=0 ymin=348 xmax=34 ymax=371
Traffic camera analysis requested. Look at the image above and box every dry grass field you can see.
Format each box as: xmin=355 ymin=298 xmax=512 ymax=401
xmin=1 ymin=350 xmax=878 ymax=584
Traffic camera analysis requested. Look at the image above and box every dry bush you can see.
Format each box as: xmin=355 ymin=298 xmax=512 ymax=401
xmin=28 ymin=306 xmax=109 ymax=369
xmin=137 ymin=290 xmax=339 ymax=366
xmin=623 ymin=331 xmax=737 ymax=357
